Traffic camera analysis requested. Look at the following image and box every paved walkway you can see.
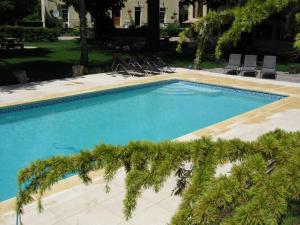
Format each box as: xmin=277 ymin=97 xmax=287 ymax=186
xmin=1 ymin=171 xmax=181 ymax=225
xmin=205 ymin=68 xmax=300 ymax=83
xmin=0 ymin=73 xmax=137 ymax=107
xmin=1 ymin=69 xmax=300 ymax=225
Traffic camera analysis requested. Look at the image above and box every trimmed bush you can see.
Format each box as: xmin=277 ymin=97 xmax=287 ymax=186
xmin=0 ymin=26 xmax=59 ymax=42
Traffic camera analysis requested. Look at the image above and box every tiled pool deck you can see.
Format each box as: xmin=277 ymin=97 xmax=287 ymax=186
xmin=1 ymin=69 xmax=300 ymax=225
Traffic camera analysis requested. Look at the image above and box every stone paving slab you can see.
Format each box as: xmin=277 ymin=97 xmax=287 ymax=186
xmin=204 ymin=68 xmax=300 ymax=83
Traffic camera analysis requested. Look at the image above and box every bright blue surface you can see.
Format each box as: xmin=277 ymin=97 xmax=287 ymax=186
xmin=0 ymin=80 xmax=284 ymax=200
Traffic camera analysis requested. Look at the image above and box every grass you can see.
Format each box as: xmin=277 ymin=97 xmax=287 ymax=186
xmin=0 ymin=40 xmax=299 ymax=85
xmin=0 ymin=40 xmax=225 ymax=85
xmin=0 ymin=40 xmax=112 ymax=85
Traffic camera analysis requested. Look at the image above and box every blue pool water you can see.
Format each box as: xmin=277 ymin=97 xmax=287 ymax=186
xmin=0 ymin=80 xmax=284 ymax=200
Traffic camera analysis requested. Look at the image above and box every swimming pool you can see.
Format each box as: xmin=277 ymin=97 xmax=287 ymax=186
xmin=0 ymin=80 xmax=285 ymax=201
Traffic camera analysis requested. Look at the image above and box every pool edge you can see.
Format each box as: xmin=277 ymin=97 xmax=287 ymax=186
xmin=1 ymin=71 xmax=300 ymax=214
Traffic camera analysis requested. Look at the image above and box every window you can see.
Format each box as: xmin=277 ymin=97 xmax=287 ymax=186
xmin=61 ymin=5 xmax=68 ymax=22
xmin=160 ymin=7 xmax=166 ymax=24
xmin=179 ymin=5 xmax=188 ymax=23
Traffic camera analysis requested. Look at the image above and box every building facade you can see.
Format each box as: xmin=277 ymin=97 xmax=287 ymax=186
xmin=41 ymin=0 xmax=92 ymax=28
xmin=113 ymin=0 xmax=180 ymax=28
xmin=41 ymin=0 xmax=206 ymax=29
xmin=113 ymin=0 xmax=207 ymax=28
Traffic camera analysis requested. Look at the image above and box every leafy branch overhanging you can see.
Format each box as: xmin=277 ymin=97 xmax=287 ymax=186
xmin=16 ymin=129 xmax=300 ymax=225
xmin=177 ymin=0 xmax=300 ymax=64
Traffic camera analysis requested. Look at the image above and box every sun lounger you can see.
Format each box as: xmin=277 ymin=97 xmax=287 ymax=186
xmin=133 ymin=56 xmax=161 ymax=75
xmin=260 ymin=55 xmax=277 ymax=79
xmin=150 ymin=56 xmax=176 ymax=73
xmin=224 ymin=54 xmax=242 ymax=74
xmin=241 ymin=55 xmax=257 ymax=77
xmin=112 ymin=55 xmax=146 ymax=77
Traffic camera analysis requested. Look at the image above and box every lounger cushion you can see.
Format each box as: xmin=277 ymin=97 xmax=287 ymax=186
xmin=261 ymin=68 xmax=276 ymax=74
xmin=225 ymin=65 xmax=239 ymax=70
xmin=241 ymin=66 xmax=256 ymax=72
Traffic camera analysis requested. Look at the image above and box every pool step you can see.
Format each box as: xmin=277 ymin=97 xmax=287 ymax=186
xmin=153 ymin=83 xmax=222 ymax=96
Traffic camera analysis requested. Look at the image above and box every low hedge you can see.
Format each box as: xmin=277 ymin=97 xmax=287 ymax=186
xmin=0 ymin=26 xmax=59 ymax=42
xmin=18 ymin=21 xmax=44 ymax=27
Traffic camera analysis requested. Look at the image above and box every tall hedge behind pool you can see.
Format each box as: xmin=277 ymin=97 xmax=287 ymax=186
xmin=0 ymin=26 xmax=59 ymax=42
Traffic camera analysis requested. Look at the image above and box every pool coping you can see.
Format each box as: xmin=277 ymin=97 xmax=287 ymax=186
xmin=0 ymin=78 xmax=286 ymax=113
xmin=1 ymin=69 xmax=300 ymax=215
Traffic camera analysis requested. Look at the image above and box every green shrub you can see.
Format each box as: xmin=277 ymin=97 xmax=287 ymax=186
xmin=160 ymin=27 xmax=168 ymax=36
xmin=70 ymin=27 xmax=80 ymax=36
xmin=0 ymin=26 xmax=59 ymax=42
xmin=18 ymin=21 xmax=44 ymax=27
xmin=161 ymin=23 xmax=182 ymax=37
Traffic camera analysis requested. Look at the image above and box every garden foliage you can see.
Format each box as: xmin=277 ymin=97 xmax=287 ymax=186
xmin=0 ymin=26 xmax=59 ymax=42
xmin=177 ymin=0 xmax=300 ymax=65
xmin=160 ymin=24 xmax=183 ymax=37
xmin=17 ymin=129 xmax=300 ymax=225
xmin=295 ymin=13 xmax=300 ymax=51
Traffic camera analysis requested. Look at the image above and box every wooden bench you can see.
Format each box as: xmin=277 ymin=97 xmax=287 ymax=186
xmin=0 ymin=38 xmax=24 ymax=50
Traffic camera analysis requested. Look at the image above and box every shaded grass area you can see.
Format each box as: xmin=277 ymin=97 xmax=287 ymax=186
xmin=0 ymin=40 xmax=224 ymax=85
xmin=0 ymin=41 xmax=112 ymax=85
xmin=0 ymin=40 xmax=299 ymax=86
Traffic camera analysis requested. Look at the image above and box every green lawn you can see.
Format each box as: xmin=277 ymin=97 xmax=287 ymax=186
xmin=0 ymin=40 xmax=113 ymax=85
xmin=0 ymin=40 xmax=299 ymax=85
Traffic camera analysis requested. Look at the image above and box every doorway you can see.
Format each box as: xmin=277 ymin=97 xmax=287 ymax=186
xmin=112 ymin=7 xmax=121 ymax=27
xmin=135 ymin=7 xmax=141 ymax=27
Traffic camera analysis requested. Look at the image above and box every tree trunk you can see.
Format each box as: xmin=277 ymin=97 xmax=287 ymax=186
xmin=94 ymin=12 xmax=114 ymax=40
xmin=197 ymin=0 xmax=203 ymax=17
xmin=146 ymin=0 xmax=160 ymax=51
xmin=79 ymin=0 xmax=88 ymax=66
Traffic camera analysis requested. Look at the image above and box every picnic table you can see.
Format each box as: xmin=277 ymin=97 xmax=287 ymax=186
xmin=0 ymin=38 xmax=24 ymax=50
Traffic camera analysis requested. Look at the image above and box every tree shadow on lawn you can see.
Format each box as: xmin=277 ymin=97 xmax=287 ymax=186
xmin=0 ymin=48 xmax=52 ymax=60
xmin=0 ymin=61 xmax=73 ymax=86
xmin=0 ymin=59 xmax=114 ymax=88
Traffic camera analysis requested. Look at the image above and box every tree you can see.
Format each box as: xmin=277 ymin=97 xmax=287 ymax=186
xmin=85 ymin=0 xmax=126 ymax=39
xmin=146 ymin=0 xmax=160 ymax=50
xmin=16 ymin=129 xmax=300 ymax=225
xmin=0 ymin=0 xmax=38 ymax=25
xmin=68 ymin=0 xmax=126 ymax=39
xmin=295 ymin=13 xmax=300 ymax=51
xmin=67 ymin=0 xmax=160 ymax=49
xmin=179 ymin=0 xmax=247 ymax=11
xmin=65 ymin=0 xmax=89 ymax=66
xmin=177 ymin=0 xmax=300 ymax=66
xmin=79 ymin=0 xmax=88 ymax=66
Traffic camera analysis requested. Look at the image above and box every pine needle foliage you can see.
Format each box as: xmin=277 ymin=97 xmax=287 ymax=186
xmin=177 ymin=0 xmax=300 ymax=65
xmin=17 ymin=129 xmax=300 ymax=225
xmin=295 ymin=13 xmax=300 ymax=51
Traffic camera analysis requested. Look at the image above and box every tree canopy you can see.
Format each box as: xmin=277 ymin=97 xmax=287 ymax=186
xmin=295 ymin=13 xmax=300 ymax=51
xmin=16 ymin=129 xmax=300 ymax=225
xmin=0 ymin=0 xmax=38 ymax=25
xmin=177 ymin=0 xmax=300 ymax=65
xmin=64 ymin=0 xmax=126 ymax=36
xmin=180 ymin=0 xmax=247 ymax=10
